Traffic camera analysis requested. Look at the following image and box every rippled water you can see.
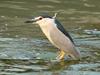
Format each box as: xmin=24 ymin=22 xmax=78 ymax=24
xmin=0 ymin=0 xmax=100 ymax=75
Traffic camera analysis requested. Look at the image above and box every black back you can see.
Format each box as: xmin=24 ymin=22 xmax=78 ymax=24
xmin=55 ymin=20 xmax=75 ymax=44
xmin=40 ymin=14 xmax=52 ymax=18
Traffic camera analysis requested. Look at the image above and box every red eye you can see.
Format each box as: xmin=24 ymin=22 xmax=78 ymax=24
xmin=39 ymin=17 xmax=42 ymax=20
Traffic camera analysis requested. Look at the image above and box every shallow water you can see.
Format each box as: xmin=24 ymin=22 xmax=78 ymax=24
xmin=0 ymin=0 xmax=100 ymax=75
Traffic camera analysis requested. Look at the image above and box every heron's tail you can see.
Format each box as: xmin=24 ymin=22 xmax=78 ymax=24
xmin=70 ymin=48 xmax=81 ymax=60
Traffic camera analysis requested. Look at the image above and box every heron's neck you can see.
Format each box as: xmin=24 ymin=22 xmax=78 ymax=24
xmin=38 ymin=21 xmax=56 ymax=37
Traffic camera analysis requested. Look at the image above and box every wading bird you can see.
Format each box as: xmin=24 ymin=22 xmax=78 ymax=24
xmin=25 ymin=13 xmax=80 ymax=60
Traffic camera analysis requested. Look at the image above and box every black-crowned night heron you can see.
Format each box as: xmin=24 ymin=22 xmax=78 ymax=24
xmin=25 ymin=13 xmax=80 ymax=60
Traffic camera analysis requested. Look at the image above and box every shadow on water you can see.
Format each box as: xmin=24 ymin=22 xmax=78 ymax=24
xmin=0 ymin=58 xmax=99 ymax=75
xmin=0 ymin=59 xmax=80 ymax=72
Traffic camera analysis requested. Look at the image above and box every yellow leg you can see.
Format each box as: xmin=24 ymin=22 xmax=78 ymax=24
xmin=59 ymin=50 xmax=65 ymax=60
xmin=56 ymin=50 xmax=65 ymax=60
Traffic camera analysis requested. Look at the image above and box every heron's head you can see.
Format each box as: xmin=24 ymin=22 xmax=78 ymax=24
xmin=25 ymin=13 xmax=57 ymax=27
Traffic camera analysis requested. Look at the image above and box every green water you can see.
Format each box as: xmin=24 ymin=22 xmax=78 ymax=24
xmin=0 ymin=0 xmax=100 ymax=75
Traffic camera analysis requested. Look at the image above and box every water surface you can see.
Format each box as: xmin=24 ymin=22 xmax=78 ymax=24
xmin=0 ymin=0 xmax=100 ymax=75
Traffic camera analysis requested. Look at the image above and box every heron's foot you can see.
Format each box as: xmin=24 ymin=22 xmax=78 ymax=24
xmin=56 ymin=50 xmax=65 ymax=60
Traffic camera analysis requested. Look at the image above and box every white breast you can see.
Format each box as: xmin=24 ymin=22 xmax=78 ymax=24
xmin=36 ymin=18 xmax=57 ymax=45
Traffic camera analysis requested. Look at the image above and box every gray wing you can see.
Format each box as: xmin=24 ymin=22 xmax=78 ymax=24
xmin=55 ymin=20 xmax=75 ymax=44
